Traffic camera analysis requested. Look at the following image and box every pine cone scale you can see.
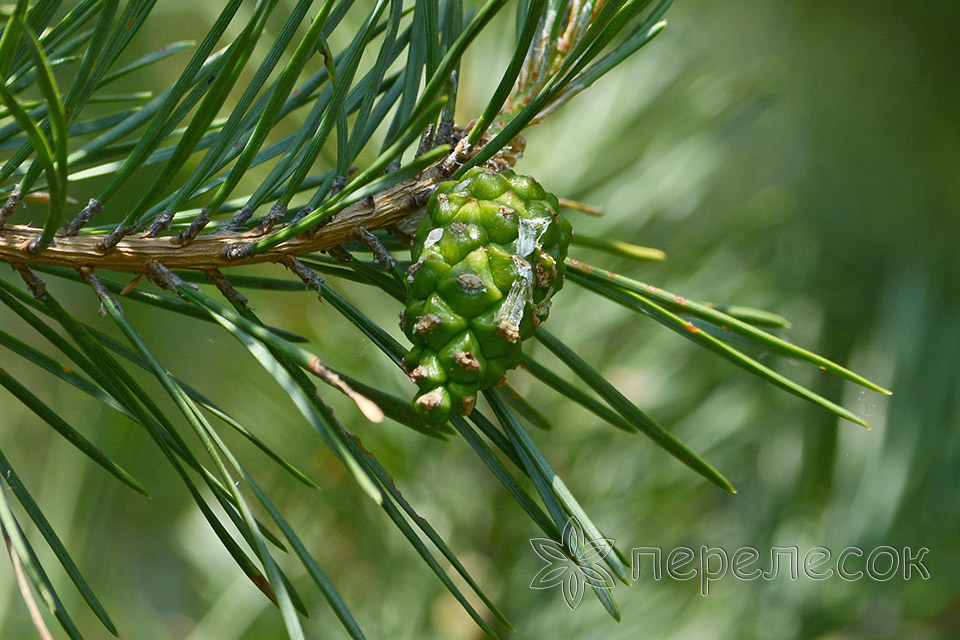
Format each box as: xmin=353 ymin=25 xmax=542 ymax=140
xmin=403 ymin=168 xmax=572 ymax=425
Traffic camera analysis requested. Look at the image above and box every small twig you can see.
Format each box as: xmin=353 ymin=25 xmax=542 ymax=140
xmin=288 ymin=206 xmax=313 ymax=226
xmin=220 ymin=204 xmax=254 ymax=233
xmin=327 ymin=245 xmax=353 ymax=264
xmin=144 ymin=260 xmax=198 ymax=297
xmin=80 ymin=265 xmax=113 ymax=298
xmin=0 ymin=186 xmax=22 ymax=229
xmin=143 ymin=210 xmax=174 ymax=238
xmin=435 ymin=117 xmax=456 ymax=147
xmin=331 ymin=166 xmax=358 ymax=195
xmin=78 ymin=266 xmax=119 ymax=319
xmin=282 ymin=256 xmax=325 ymax=300
xmin=60 ymin=198 xmax=103 ymax=237
xmin=205 ymin=268 xmax=251 ymax=310
xmin=330 ymin=175 xmax=349 ymax=196
xmin=250 ymin=204 xmax=287 ymax=236
xmin=11 ymin=263 xmax=46 ymax=300
xmin=175 ymin=208 xmax=212 ymax=246
xmin=414 ymin=123 xmax=436 ymax=159
xmin=354 ymin=227 xmax=397 ymax=270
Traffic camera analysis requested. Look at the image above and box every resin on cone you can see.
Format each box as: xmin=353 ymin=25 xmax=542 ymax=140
xmin=402 ymin=167 xmax=573 ymax=425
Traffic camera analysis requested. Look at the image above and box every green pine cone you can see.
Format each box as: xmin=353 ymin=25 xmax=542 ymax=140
xmin=401 ymin=167 xmax=573 ymax=425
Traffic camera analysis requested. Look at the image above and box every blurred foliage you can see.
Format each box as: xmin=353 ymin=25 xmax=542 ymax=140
xmin=0 ymin=1 xmax=956 ymax=639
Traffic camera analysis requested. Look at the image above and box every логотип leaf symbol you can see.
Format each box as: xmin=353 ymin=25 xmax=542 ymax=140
xmin=530 ymin=517 xmax=617 ymax=610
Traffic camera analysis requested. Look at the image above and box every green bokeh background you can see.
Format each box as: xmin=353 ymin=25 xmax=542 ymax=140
xmin=0 ymin=1 xmax=957 ymax=638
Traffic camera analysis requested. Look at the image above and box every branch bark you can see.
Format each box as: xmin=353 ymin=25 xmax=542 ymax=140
xmin=0 ymin=137 xmax=524 ymax=274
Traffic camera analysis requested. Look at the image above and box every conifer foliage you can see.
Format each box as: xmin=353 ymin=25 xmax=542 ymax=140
xmin=0 ymin=1 xmax=887 ymax=637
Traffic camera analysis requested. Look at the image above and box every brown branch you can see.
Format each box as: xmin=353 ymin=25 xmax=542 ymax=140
xmin=0 ymin=172 xmax=429 ymax=272
xmin=0 ymin=137 xmax=525 ymax=274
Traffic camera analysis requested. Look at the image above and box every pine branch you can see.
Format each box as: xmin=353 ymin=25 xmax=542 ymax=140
xmin=0 ymin=135 xmax=523 ymax=273
xmin=0 ymin=1 xmax=893 ymax=638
